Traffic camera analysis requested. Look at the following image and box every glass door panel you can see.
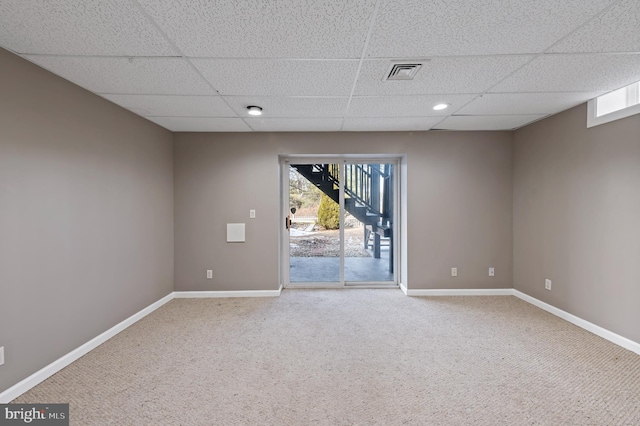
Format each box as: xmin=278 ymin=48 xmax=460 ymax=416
xmin=288 ymin=163 xmax=341 ymax=284
xmin=343 ymin=163 xmax=394 ymax=284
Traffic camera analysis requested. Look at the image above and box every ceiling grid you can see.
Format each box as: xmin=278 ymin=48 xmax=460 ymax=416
xmin=0 ymin=0 xmax=637 ymax=132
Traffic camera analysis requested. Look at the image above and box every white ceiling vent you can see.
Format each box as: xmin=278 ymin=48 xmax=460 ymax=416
xmin=384 ymin=62 xmax=422 ymax=81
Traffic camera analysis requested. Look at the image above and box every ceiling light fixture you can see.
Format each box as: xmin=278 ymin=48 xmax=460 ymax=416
xmin=433 ymin=103 xmax=449 ymax=111
xmin=247 ymin=105 xmax=263 ymax=116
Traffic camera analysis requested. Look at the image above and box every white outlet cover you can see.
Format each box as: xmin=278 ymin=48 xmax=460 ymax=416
xmin=0 ymin=346 xmax=4 ymax=366
xmin=206 ymin=270 xmax=213 ymax=279
xmin=250 ymin=209 xmax=256 ymax=219
xmin=489 ymin=267 xmax=495 ymax=277
xmin=545 ymin=279 xmax=552 ymax=290
xmin=451 ymin=267 xmax=458 ymax=277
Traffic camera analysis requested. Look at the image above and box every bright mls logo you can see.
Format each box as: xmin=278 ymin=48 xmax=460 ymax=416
xmin=0 ymin=404 xmax=68 ymax=425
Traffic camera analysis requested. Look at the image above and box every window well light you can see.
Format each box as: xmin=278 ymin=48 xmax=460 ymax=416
xmin=433 ymin=103 xmax=449 ymax=111
xmin=247 ymin=105 xmax=263 ymax=116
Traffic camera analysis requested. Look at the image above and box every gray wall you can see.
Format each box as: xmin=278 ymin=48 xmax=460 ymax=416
xmin=0 ymin=49 xmax=174 ymax=393
xmin=513 ymin=103 xmax=640 ymax=343
xmin=174 ymin=131 xmax=513 ymax=291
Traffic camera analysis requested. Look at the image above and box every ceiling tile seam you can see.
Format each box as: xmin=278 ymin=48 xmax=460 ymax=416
xmin=0 ymin=43 xmax=22 ymax=55
xmin=540 ymin=0 xmax=624 ymax=54
xmin=511 ymin=114 xmax=552 ymax=130
xmin=539 ymin=51 xmax=640 ymax=57
xmin=19 ymin=51 xmax=640 ymax=61
xmin=427 ymin=116 xmax=449 ymax=130
xmin=440 ymin=96 xmax=480 ymax=117
xmin=252 ymin=116 xmax=445 ymax=119
xmin=451 ymin=113 xmax=551 ymax=117
xmin=129 ymin=0 xmax=253 ymax=130
xmin=189 ymin=57 xmax=361 ymax=62
xmin=221 ymin=96 xmax=351 ymax=99
xmin=362 ymin=53 xmax=549 ymax=61
xmin=145 ymin=116 xmax=246 ymax=118
xmin=145 ymin=116 xmax=346 ymax=119
xmin=18 ymin=53 xmax=182 ymax=59
xmin=340 ymin=0 xmax=383 ymax=131
xmin=216 ymin=94 xmax=487 ymax=99
xmin=17 ymin=56 xmax=89 ymax=91
xmin=97 ymin=93 xmax=227 ymax=97
xmin=343 ymin=114 xmax=465 ymax=119
xmin=180 ymin=63 xmax=253 ymax=127
xmin=348 ymin=94 xmax=482 ymax=98
xmin=440 ymin=93 xmax=487 ymax=121
xmin=486 ymin=91 xmax=608 ymax=95
xmin=472 ymin=54 xmax=540 ymax=100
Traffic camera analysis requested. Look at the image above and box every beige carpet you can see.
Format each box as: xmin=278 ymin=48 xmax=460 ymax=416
xmin=13 ymin=290 xmax=640 ymax=425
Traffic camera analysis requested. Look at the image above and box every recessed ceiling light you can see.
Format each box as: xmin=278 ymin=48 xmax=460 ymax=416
xmin=247 ymin=106 xmax=263 ymax=116
xmin=433 ymin=103 xmax=449 ymax=111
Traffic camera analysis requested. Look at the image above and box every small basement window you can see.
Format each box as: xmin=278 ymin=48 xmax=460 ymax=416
xmin=588 ymin=80 xmax=640 ymax=128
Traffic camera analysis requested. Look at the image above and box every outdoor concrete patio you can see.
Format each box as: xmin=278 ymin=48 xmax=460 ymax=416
xmin=289 ymin=248 xmax=393 ymax=283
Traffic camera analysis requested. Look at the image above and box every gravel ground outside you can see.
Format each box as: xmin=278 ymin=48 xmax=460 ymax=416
xmin=289 ymin=225 xmax=371 ymax=257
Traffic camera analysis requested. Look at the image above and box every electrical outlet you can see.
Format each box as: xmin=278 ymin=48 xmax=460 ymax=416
xmin=250 ymin=209 xmax=256 ymax=219
xmin=489 ymin=267 xmax=495 ymax=277
xmin=207 ymin=270 xmax=213 ymax=279
xmin=545 ymin=279 xmax=552 ymax=290
xmin=451 ymin=267 xmax=458 ymax=277
xmin=0 ymin=346 xmax=4 ymax=366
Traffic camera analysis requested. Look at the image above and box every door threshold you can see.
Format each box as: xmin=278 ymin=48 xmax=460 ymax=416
xmin=284 ymin=284 xmax=399 ymax=289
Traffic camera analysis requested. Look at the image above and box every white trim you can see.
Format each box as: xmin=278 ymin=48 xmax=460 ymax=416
xmin=173 ymin=289 xmax=282 ymax=298
xmin=280 ymin=156 xmax=402 ymax=289
xmin=4 ymin=286 xmax=638 ymax=403
xmin=406 ymin=288 xmax=513 ymax=296
xmin=0 ymin=293 xmax=174 ymax=403
xmin=406 ymin=288 xmax=640 ymax=354
xmin=512 ymin=290 xmax=640 ymax=356
xmin=0 ymin=288 xmax=284 ymax=402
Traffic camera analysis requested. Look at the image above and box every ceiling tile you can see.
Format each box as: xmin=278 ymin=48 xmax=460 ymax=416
xmin=354 ymin=57 xmax=532 ymax=96
xmin=343 ymin=117 xmax=443 ymax=131
xmin=0 ymin=0 xmax=176 ymax=56
xmin=247 ymin=118 xmax=343 ymax=132
xmin=146 ymin=117 xmax=251 ymax=132
xmin=347 ymin=95 xmax=477 ymax=117
xmin=22 ymin=56 xmax=216 ymax=95
xmin=224 ymin=96 xmax=348 ymax=118
xmin=137 ymin=0 xmax=376 ymax=58
xmin=457 ymin=92 xmax=604 ymax=115
xmin=193 ymin=59 xmax=358 ymax=96
xmin=491 ymin=54 xmax=640 ymax=93
xmin=101 ymin=95 xmax=237 ymax=117
xmin=434 ymin=115 xmax=546 ymax=131
xmin=549 ymin=0 xmax=640 ymax=53
xmin=367 ymin=0 xmax=614 ymax=57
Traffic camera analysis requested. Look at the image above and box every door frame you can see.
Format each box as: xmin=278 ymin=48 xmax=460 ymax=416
xmin=280 ymin=155 xmax=401 ymax=289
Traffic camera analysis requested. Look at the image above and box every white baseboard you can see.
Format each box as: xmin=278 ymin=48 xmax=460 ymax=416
xmin=4 ymin=286 xmax=637 ymax=403
xmin=173 ymin=289 xmax=282 ymax=298
xmin=407 ymin=287 xmax=640 ymax=354
xmin=513 ymin=290 xmax=640 ymax=356
xmin=1 ymin=287 xmax=284 ymax=402
xmin=406 ymin=288 xmax=513 ymax=296
xmin=0 ymin=292 xmax=174 ymax=403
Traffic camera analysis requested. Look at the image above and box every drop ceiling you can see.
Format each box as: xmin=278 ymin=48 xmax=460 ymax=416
xmin=1 ymin=0 xmax=639 ymax=132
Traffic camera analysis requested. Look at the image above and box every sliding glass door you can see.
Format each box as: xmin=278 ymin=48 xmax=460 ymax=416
xmin=282 ymin=158 xmax=397 ymax=287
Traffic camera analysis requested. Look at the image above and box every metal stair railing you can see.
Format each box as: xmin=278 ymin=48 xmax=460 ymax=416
xmin=291 ymin=163 xmax=392 ymax=223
